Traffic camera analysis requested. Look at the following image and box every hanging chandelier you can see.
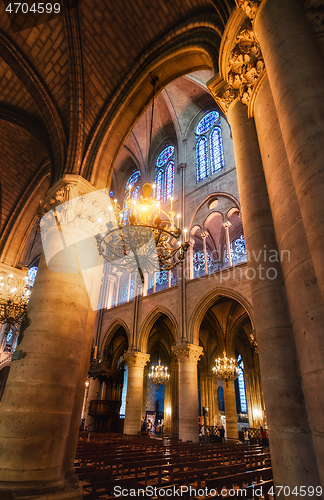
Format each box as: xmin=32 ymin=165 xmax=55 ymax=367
xmin=0 ymin=272 xmax=30 ymax=326
xmin=148 ymin=358 xmax=170 ymax=388
xmin=96 ymin=76 xmax=189 ymax=284
xmin=212 ymin=351 xmax=239 ymax=387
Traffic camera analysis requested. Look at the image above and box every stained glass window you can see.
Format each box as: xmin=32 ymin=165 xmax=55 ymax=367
xmin=164 ymin=160 xmax=174 ymax=202
xmin=119 ymin=364 xmax=128 ymax=418
xmin=193 ymin=252 xmax=212 ymax=272
xmin=237 ymin=355 xmax=247 ymax=413
xmin=123 ymin=171 xmax=141 ymax=224
xmin=26 ymin=266 xmax=38 ymax=287
xmin=109 ymin=190 xmax=113 ymax=199
xmin=121 ymin=279 xmax=135 ymax=302
xmin=196 ymin=111 xmax=224 ymax=182
xmin=156 ymin=146 xmax=174 ymax=168
xmin=156 ymin=271 xmax=168 ymax=285
xmin=210 ymin=127 xmax=225 ymax=174
xmin=225 ymin=234 xmax=247 ymax=263
xmin=196 ymin=137 xmax=208 ymax=182
xmin=155 ymin=169 xmax=163 ymax=202
xmin=195 ymin=111 xmax=219 ymax=135
xmin=155 ymin=145 xmax=175 ymax=203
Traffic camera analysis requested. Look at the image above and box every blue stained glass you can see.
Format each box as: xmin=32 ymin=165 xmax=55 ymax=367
xmin=164 ymin=161 xmax=174 ymax=202
xmin=26 ymin=266 xmax=37 ymax=287
xmin=126 ymin=171 xmax=141 ymax=190
xmin=196 ymin=137 xmax=208 ymax=182
xmin=196 ymin=111 xmax=219 ymax=135
xmin=237 ymin=357 xmax=247 ymax=413
xmin=156 ymin=271 xmax=168 ymax=285
xmin=155 ymin=169 xmax=163 ymax=202
xmin=121 ymin=279 xmax=135 ymax=302
xmin=109 ymin=190 xmax=113 ymax=199
xmin=156 ymin=146 xmax=175 ymax=168
xmin=119 ymin=364 xmax=128 ymax=417
xmin=225 ymin=235 xmax=247 ymax=262
xmin=210 ymin=127 xmax=225 ymax=174
xmin=193 ymin=252 xmax=212 ymax=272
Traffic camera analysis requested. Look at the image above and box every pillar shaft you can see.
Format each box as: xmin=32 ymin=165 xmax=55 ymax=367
xmin=224 ymin=380 xmax=238 ymax=440
xmin=172 ymin=344 xmax=203 ymax=443
xmin=227 ymin=100 xmax=320 ymax=488
xmin=254 ymin=74 xmax=324 ymax=482
xmin=123 ymin=351 xmax=149 ymax=435
xmin=254 ymin=0 xmax=324 ymax=305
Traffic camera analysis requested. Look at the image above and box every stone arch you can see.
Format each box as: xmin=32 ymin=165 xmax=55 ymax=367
xmin=189 ymin=287 xmax=254 ymax=345
xmin=82 ymin=15 xmax=223 ymax=187
xmin=137 ymin=306 xmax=178 ymax=353
xmin=99 ymin=318 xmax=131 ymax=357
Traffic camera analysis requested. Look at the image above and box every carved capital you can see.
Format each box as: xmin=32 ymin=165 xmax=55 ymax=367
xmin=222 ymin=221 xmax=232 ymax=229
xmin=200 ymin=231 xmax=209 ymax=239
xmin=172 ymin=343 xmax=203 ymax=363
xmin=39 ymin=175 xmax=113 ymax=240
xmin=235 ymin=0 xmax=262 ymax=20
xmin=124 ymin=351 xmax=150 ymax=368
xmin=226 ymin=23 xmax=264 ymax=107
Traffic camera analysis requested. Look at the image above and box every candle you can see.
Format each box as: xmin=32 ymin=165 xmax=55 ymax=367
xmin=170 ymin=196 xmax=173 ymax=211
xmin=184 ymin=228 xmax=187 ymax=242
xmin=94 ymin=345 xmax=98 ymax=360
xmin=177 ymin=214 xmax=181 ymax=229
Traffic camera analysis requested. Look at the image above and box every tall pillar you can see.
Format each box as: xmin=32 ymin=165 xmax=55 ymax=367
xmin=253 ymin=0 xmax=324 ymax=306
xmin=224 ymin=380 xmax=238 ymax=440
xmin=226 ymin=101 xmax=320 ymax=489
xmin=0 ymin=175 xmax=107 ymax=498
xmin=253 ymin=75 xmax=324 ymax=482
xmin=223 ymin=222 xmax=232 ymax=267
xmin=200 ymin=232 xmax=209 ymax=275
xmin=172 ymin=343 xmax=203 ymax=442
xmin=170 ymin=357 xmax=179 ymax=439
xmin=115 ymin=271 xmax=122 ymax=306
xmin=187 ymin=238 xmax=194 ymax=280
xmin=105 ymin=273 xmax=117 ymax=309
xmin=123 ymin=351 xmax=150 ymax=435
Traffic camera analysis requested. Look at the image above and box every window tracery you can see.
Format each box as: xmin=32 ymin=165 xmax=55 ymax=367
xmin=196 ymin=111 xmax=225 ymax=182
xmin=154 ymin=146 xmax=175 ymax=203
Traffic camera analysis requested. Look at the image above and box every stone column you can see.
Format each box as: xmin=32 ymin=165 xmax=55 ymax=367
xmin=253 ymin=0 xmax=324 ymax=306
xmin=253 ymin=74 xmax=324 ymax=482
xmin=187 ymin=237 xmax=194 ymax=280
xmin=0 ymin=175 xmax=108 ymax=498
xmin=200 ymin=232 xmax=209 ymax=275
xmin=105 ymin=273 xmax=117 ymax=310
xmin=224 ymin=380 xmax=238 ymax=440
xmin=123 ymin=351 xmax=150 ymax=435
xmin=226 ymin=101 xmax=320 ymax=489
xmin=170 ymin=357 xmax=179 ymax=439
xmin=115 ymin=271 xmax=123 ymax=306
xmin=223 ymin=221 xmax=232 ymax=267
xmin=172 ymin=343 xmax=203 ymax=442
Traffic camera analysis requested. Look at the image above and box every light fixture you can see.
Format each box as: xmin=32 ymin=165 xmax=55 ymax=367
xmin=212 ymin=351 xmax=239 ymax=387
xmin=95 ymin=76 xmax=189 ymax=284
xmin=0 ymin=273 xmax=30 ymax=326
xmin=148 ymin=358 xmax=170 ymax=389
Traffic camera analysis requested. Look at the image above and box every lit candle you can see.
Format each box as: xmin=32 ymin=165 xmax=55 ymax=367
xmin=177 ymin=214 xmax=181 ymax=229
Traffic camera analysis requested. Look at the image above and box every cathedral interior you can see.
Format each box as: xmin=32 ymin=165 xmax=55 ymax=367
xmin=0 ymin=0 xmax=324 ymax=498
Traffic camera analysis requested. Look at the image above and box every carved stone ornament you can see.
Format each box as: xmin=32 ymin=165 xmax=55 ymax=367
xmin=172 ymin=343 xmax=203 ymax=363
xmin=235 ymin=0 xmax=262 ymax=20
xmin=225 ymin=23 xmax=264 ymax=107
xmin=39 ymin=175 xmax=112 ymax=240
xmin=124 ymin=351 xmax=150 ymax=368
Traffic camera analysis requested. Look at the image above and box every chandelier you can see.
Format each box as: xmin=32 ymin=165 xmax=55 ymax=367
xmin=96 ymin=76 xmax=189 ymax=284
xmin=212 ymin=351 xmax=239 ymax=387
xmin=148 ymin=358 xmax=170 ymax=388
xmin=0 ymin=273 xmax=30 ymax=326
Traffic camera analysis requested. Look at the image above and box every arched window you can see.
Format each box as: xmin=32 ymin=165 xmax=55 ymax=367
xmin=154 ymin=145 xmax=175 ymax=203
xmin=237 ymin=355 xmax=247 ymax=413
xmin=196 ymin=111 xmax=225 ymax=182
xmin=26 ymin=266 xmax=38 ymax=287
xmin=123 ymin=171 xmax=141 ymax=224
